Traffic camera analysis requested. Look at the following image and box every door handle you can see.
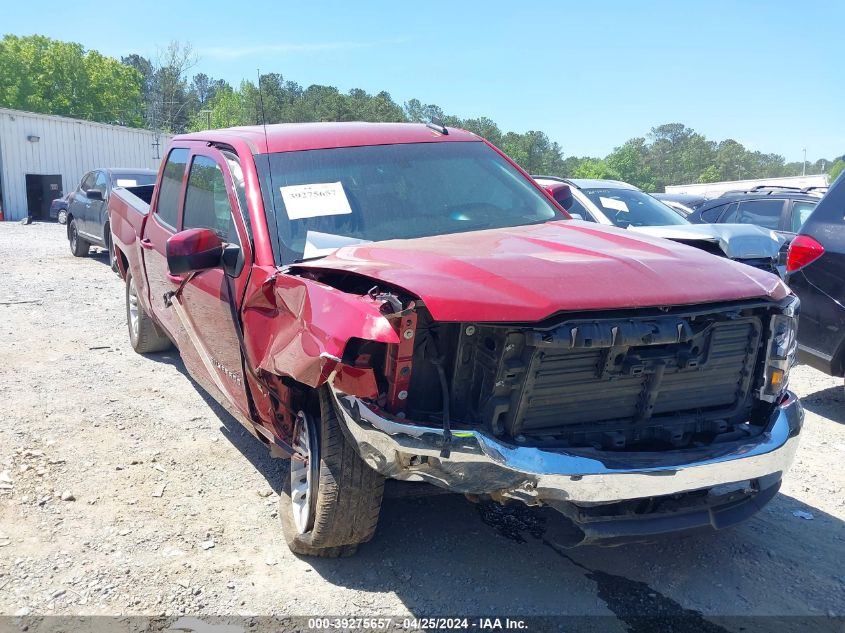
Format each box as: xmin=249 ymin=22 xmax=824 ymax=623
xmin=140 ymin=238 xmax=154 ymax=250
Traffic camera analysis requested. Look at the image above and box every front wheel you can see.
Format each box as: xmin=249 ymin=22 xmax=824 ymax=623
xmin=279 ymin=387 xmax=385 ymax=557
xmin=57 ymin=209 xmax=68 ymax=225
xmin=125 ymin=272 xmax=172 ymax=354
xmin=69 ymin=219 xmax=89 ymax=257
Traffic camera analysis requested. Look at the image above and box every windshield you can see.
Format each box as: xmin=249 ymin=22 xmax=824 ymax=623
xmin=112 ymin=173 xmax=156 ymax=187
xmin=582 ymin=188 xmax=689 ymax=227
xmin=256 ymin=141 xmax=561 ymax=263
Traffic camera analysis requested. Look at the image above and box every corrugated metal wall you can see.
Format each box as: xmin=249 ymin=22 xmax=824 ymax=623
xmin=0 ymin=108 xmax=173 ymax=220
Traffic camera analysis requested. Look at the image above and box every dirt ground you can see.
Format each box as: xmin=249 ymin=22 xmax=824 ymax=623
xmin=1 ymin=222 xmax=843 ymax=629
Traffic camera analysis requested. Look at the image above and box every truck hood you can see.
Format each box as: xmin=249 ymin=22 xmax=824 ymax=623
xmin=294 ymin=221 xmax=789 ymax=322
xmin=630 ymin=223 xmax=786 ymax=260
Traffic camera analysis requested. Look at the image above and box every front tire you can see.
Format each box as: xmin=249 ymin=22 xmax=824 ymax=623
xmin=280 ymin=387 xmax=385 ymax=557
xmin=57 ymin=209 xmax=68 ymax=225
xmin=125 ymin=272 xmax=172 ymax=354
xmin=69 ymin=219 xmax=89 ymax=257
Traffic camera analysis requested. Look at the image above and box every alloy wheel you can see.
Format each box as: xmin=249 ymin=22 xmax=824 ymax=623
xmin=127 ymin=276 xmax=140 ymax=339
xmin=290 ymin=411 xmax=319 ymax=534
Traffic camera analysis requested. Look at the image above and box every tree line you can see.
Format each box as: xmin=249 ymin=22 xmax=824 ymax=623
xmin=2 ymin=34 xmax=842 ymax=190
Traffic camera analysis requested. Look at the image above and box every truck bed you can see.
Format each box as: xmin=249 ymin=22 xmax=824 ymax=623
xmin=114 ymin=185 xmax=154 ymax=213
xmin=109 ymin=186 xmax=154 ymax=309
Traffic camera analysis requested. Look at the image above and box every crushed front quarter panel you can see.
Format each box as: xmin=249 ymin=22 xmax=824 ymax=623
xmin=241 ymin=266 xmax=400 ymax=388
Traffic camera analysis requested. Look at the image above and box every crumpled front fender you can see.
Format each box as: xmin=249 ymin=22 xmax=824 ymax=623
xmin=241 ymin=268 xmax=400 ymax=388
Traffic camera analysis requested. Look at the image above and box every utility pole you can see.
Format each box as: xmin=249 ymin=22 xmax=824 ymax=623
xmin=200 ymin=109 xmax=213 ymax=130
xmin=150 ymin=102 xmax=161 ymax=161
xmin=802 ymin=148 xmax=807 ymax=176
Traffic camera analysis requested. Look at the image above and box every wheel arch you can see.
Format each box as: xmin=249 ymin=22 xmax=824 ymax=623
xmin=115 ymin=245 xmax=129 ymax=280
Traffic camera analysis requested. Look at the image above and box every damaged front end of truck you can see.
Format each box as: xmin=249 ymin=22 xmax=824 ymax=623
xmin=244 ymin=257 xmax=803 ymax=546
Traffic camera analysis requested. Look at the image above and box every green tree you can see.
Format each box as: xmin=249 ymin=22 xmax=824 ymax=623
xmin=715 ymin=139 xmax=750 ymax=181
xmin=560 ymin=156 xmax=589 ymax=177
xmin=152 ymin=41 xmax=197 ymax=133
xmin=459 ymin=117 xmax=503 ymax=146
xmin=188 ymin=84 xmax=244 ymax=130
xmin=698 ymin=165 xmax=720 ymax=183
xmin=498 ymin=130 xmax=566 ymax=175
xmin=648 ymin=123 xmax=694 ymax=187
xmin=0 ymin=34 xmax=143 ymax=125
xmin=403 ymin=98 xmax=445 ymax=123
xmin=830 ymin=159 xmax=845 ymax=182
xmin=606 ymin=138 xmax=656 ymax=190
xmin=573 ymin=159 xmax=621 ymax=180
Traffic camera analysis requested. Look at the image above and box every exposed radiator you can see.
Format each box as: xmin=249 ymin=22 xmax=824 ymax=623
xmin=448 ymin=311 xmax=764 ymax=450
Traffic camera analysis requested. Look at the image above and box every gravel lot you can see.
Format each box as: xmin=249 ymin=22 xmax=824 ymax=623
xmin=0 ymin=222 xmax=843 ymax=629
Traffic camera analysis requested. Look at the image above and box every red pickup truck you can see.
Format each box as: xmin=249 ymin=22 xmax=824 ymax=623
xmin=110 ymin=122 xmax=803 ymax=557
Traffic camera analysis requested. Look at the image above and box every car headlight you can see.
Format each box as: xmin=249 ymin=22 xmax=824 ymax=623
xmin=758 ymin=297 xmax=799 ymax=402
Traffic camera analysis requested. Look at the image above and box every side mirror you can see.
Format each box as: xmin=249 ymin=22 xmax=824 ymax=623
xmin=86 ymin=189 xmax=104 ymax=201
xmin=166 ymin=228 xmax=223 ymax=275
xmin=543 ymin=182 xmax=573 ymax=209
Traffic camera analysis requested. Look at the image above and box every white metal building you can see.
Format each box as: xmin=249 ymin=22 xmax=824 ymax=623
xmin=664 ymin=174 xmax=830 ymax=198
xmin=0 ymin=108 xmax=171 ymax=221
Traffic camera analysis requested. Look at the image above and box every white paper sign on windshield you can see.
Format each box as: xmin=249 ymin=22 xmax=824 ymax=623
xmin=599 ymin=196 xmax=629 ymax=213
xmin=280 ymin=182 xmax=352 ymax=220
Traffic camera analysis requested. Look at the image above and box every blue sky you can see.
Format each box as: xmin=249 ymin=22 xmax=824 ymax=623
xmin=5 ymin=0 xmax=843 ymax=162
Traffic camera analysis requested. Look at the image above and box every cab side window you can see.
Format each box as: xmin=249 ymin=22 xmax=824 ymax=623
xmin=723 ymin=199 xmax=784 ymax=230
xmin=94 ymin=171 xmax=108 ymax=195
xmin=182 ymin=155 xmax=240 ymax=246
xmin=700 ymin=203 xmax=731 ymax=223
xmin=790 ymin=201 xmax=817 ymax=232
xmin=79 ymin=172 xmax=95 ymax=192
xmin=155 ymin=148 xmax=189 ymax=229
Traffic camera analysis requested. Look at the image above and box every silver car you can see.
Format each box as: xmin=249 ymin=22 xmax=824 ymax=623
xmin=534 ymin=176 xmax=787 ymax=277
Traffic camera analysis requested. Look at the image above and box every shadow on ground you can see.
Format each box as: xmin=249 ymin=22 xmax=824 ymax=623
xmin=87 ymin=247 xmax=113 ymax=267
xmin=144 ymin=348 xmax=845 ymax=626
xmin=800 ymin=384 xmax=845 ymax=423
xmin=144 ymin=348 xmax=288 ymax=491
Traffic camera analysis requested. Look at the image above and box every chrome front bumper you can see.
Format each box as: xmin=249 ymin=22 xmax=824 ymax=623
xmin=329 ymin=386 xmax=803 ymax=505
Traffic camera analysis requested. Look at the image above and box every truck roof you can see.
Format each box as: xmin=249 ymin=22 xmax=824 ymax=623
xmin=174 ymin=122 xmax=481 ymax=154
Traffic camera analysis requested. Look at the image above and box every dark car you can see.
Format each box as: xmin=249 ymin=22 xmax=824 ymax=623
xmin=785 ymin=175 xmax=845 ymax=389
xmin=652 ymin=193 xmax=708 ymax=216
xmin=66 ymin=168 xmax=157 ymax=263
xmin=49 ymin=191 xmax=72 ymax=224
xmin=687 ymin=186 xmax=822 ymax=238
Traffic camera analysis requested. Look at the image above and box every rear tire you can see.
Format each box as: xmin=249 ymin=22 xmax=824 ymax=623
xmin=105 ymin=230 xmax=118 ymax=273
xmin=280 ymin=387 xmax=385 ymax=557
xmin=126 ymin=272 xmax=172 ymax=354
xmin=69 ymin=220 xmax=89 ymax=257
